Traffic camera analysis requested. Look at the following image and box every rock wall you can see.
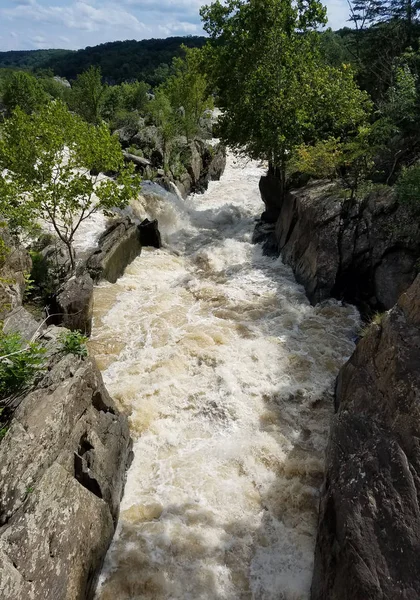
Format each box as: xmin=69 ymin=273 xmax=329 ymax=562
xmin=259 ymin=175 xmax=420 ymax=313
xmin=0 ymin=227 xmax=32 ymax=321
xmin=311 ymin=275 xmax=420 ymax=600
xmin=85 ymin=217 xmax=143 ymax=284
xmin=0 ymin=327 xmax=132 ymax=600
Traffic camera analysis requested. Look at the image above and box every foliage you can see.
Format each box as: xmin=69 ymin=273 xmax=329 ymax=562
xmin=110 ymin=109 xmax=141 ymax=134
xmin=147 ymin=89 xmax=178 ymax=166
xmin=291 ymin=138 xmax=343 ymax=180
xmin=59 ymin=330 xmax=88 ymax=357
xmin=160 ymin=46 xmax=213 ymax=140
xmin=0 ymin=38 xmax=206 ymax=84
xmin=201 ymin=0 xmax=371 ymax=199
xmin=0 ymin=331 xmax=45 ymax=399
xmin=69 ymin=66 xmax=105 ymax=124
xmin=396 ymin=164 xmax=420 ymax=209
xmin=1 ymin=71 xmax=48 ymax=114
xmin=120 ymin=81 xmax=150 ymax=112
xmin=0 ymin=101 xmax=141 ymax=269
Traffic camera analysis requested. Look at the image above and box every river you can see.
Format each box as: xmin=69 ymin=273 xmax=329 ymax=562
xmin=90 ymin=152 xmax=359 ymax=600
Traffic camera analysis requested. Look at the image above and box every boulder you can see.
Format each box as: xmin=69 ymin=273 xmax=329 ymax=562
xmin=56 ymin=273 xmax=94 ymax=335
xmin=0 ymin=327 xmax=132 ymax=600
xmin=261 ymin=178 xmax=420 ymax=313
xmin=139 ymin=218 xmax=162 ymax=248
xmin=3 ymin=306 xmax=40 ymax=341
xmin=85 ymin=217 xmax=142 ymax=284
xmin=311 ymin=275 xmax=420 ymax=600
xmin=172 ymin=140 xmax=226 ymax=198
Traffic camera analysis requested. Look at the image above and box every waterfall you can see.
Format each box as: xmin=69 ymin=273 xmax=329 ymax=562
xmin=91 ymin=152 xmax=359 ymax=600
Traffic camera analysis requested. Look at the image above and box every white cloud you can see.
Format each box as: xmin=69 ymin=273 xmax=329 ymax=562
xmin=3 ymin=0 xmax=146 ymax=33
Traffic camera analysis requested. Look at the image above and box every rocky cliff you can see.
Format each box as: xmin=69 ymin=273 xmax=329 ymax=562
xmin=258 ymin=173 xmax=420 ymax=314
xmin=0 ymin=327 xmax=132 ymax=600
xmin=311 ymin=275 xmax=420 ymax=600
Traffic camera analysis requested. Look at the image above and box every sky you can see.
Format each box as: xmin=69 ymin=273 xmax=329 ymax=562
xmin=0 ymin=0 xmax=351 ymax=52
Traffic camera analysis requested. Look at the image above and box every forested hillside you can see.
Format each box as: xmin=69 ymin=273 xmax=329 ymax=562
xmin=0 ymin=37 xmax=207 ymax=84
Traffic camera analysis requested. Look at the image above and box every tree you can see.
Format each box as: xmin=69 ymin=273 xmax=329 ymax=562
xmin=0 ymin=101 xmax=140 ymax=270
xmin=147 ymin=89 xmax=178 ymax=168
xmin=1 ymin=71 xmax=48 ymax=115
xmin=161 ymin=46 xmax=213 ymax=140
xmin=201 ymin=0 xmax=371 ymax=199
xmin=120 ymin=81 xmax=150 ymax=112
xmin=70 ymin=66 xmax=105 ymax=124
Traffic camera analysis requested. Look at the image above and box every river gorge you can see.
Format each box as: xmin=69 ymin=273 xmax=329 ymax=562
xmin=89 ymin=153 xmax=360 ymax=599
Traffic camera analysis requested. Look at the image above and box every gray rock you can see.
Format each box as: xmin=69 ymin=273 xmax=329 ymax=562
xmin=311 ymin=275 xmax=420 ymax=600
xmin=56 ymin=273 xmax=93 ymax=335
xmin=0 ymin=339 xmax=132 ymax=600
xmin=263 ymin=178 xmax=420 ymax=312
xmin=3 ymin=306 xmax=40 ymax=341
xmin=85 ymin=217 xmax=142 ymax=284
xmin=0 ymin=227 xmax=32 ymax=320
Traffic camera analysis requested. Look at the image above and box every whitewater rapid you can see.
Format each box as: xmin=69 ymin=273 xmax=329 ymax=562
xmin=91 ymin=153 xmax=359 ymax=600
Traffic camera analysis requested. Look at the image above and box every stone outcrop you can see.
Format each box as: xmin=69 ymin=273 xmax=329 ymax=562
xmin=311 ymin=275 xmax=420 ymax=600
xmin=85 ymin=217 xmax=142 ymax=284
xmin=139 ymin=218 xmax=162 ymax=248
xmin=0 ymin=327 xmax=132 ymax=600
xmin=0 ymin=227 xmax=32 ymax=321
xmin=56 ymin=272 xmax=94 ymax=335
xmin=170 ymin=140 xmax=226 ymax=198
xmin=3 ymin=306 xmax=40 ymax=341
xmin=259 ymin=176 xmax=420 ymax=313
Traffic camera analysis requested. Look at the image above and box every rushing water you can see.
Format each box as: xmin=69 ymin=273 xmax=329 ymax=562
xmin=90 ymin=153 xmax=359 ymax=600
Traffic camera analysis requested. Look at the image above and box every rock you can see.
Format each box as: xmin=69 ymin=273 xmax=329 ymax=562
xmin=139 ymin=218 xmax=162 ymax=248
xmin=0 ymin=226 xmax=32 ymax=320
xmin=0 ymin=329 xmax=132 ymax=600
xmin=3 ymin=306 xmax=40 ymax=341
xmin=85 ymin=217 xmax=142 ymax=284
xmin=131 ymin=125 xmax=163 ymax=162
xmin=263 ymin=178 xmax=420 ymax=313
xmin=252 ymin=220 xmax=278 ymax=256
xmin=31 ymin=238 xmax=72 ymax=300
xmin=123 ymin=151 xmax=152 ymax=171
xmin=56 ymin=273 xmax=93 ymax=335
xmin=172 ymin=140 xmax=226 ymax=198
xmin=259 ymin=170 xmax=285 ymax=223
xmin=311 ymin=275 xmax=420 ymax=600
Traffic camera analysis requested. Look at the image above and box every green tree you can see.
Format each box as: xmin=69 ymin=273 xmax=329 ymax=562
xmin=120 ymin=81 xmax=150 ymax=112
xmin=147 ymin=89 xmax=178 ymax=168
xmin=70 ymin=66 xmax=105 ymax=124
xmin=201 ymin=0 xmax=370 ymax=199
xmin=101 ymin=84 xmax=123 ymax=121
xmin=0 ymin=101 xmax=140 ymax=269
xmin=161 ymin=46 xmax=213 ymax=140
xmin=1 ymin=71 xmax=48 ymax=115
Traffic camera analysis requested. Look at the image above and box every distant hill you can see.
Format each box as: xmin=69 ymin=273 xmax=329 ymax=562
xmin=0 ymin=37 xmax=207 ymax=84
xmin=0 ymin=49 xmax=72 ymax=71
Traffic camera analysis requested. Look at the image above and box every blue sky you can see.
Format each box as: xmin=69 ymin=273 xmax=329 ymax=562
xmin=0 ymin=0 xmax=351 ymax=52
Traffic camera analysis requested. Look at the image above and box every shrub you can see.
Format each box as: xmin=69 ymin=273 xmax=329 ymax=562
xmin=291 ymin=138 xmax=342 ymax=180
xmin=0 ymin=332 xmax=45 ymax=399
xmin=59 ymin=330 xmax=88 ymax=357
xmin=396 ymin=165 xmax=420 ymax=210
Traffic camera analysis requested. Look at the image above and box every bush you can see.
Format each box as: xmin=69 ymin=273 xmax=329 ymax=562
xmin=59 ymin=330 xmax=88 ymax=357
xmin=396 ymin=165 xmax=420 ymax=210
xmin=0 ymin=332 xmax=45 ymax=399
xmin=291 ymin=138 xmax=342 ymax=180
xmin=110 ymin=110 xmax=141 ymax=135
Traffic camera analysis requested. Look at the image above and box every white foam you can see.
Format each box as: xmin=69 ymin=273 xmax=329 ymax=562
xmin=92 ymin=151 xmax=360 ymax=600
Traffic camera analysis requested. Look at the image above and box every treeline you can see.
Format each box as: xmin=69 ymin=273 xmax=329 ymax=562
xmin=0 ymin=37 xmax=207 ymax=85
